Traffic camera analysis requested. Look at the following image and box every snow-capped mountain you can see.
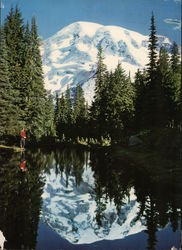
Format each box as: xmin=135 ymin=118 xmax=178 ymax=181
xmin=41 ymin=21 xmax=172 ymax=104
xmin=40 ymin=164 xmax=145 ymax=244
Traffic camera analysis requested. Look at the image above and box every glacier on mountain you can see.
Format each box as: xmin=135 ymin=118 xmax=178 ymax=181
xmin=40 ymin=164 xmax=145 ymax=244
xmin=41 ymin=21 xmax=172 ymax=104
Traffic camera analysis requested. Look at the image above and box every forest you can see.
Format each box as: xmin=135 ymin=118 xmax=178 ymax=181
xmin=0 ymin=7 xmax=181 ymax=151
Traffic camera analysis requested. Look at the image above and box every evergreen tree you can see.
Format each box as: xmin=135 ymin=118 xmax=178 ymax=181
xmin=91 ymin=46 xmax=108 ymax=139
xmin=54 ymin=93 xmax=61 ymax=127
xmin=147 ymin=12 xmax=158 ymax=81
xmin=134 ymin=69 xmax=148 ymax=131
xmin=4 ymin=6 xmax=25 ymax=126
xmin=170 ymin=42 xmax=181 ymax=127
xmin=21 ymin=21 xmax=33 ymax=125
xmin=64 ymin=87 xmax=72 ymax=139
xmin=72 ymin=84 xmax=87 ymax=139
xmin=94 ymin=46 xmax=108 ymax=100
xmin=155 ymin=47 xmax=172 ymax=127
xmin=56 ymin=94 xmax=67 ymax=140
xmin=73 ymin=84 xmax=85 ymax=124
xmin=83 ymin=101 xmax=89 ymax=138
xmin=43 ymin=91 xmax=55 ymax=137
xmin=107 ymin=64 xmax=135 ymax=142
xmin=0 ymin=28 xmax=19 ymax=138
xmin=145 ymin=13 xmax=158 ymax=129
xmin=180 ymin=80 xmax=182 ymax=130
xmin=65 ymin=87 xmax=72 ymax=123
xmin=171 ymin=42 xmax=181 ymax=73
xmin=28 ymin=16 xmax=46 ymax=139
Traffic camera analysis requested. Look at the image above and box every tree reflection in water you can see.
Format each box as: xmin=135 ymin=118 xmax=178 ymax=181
xmin=0 ymin=149 xmax=45 ymax=250
xmin=0 ymin=146 xmax=181 ymax=249
xmin=49 ymin=147 xmax=87 ymax=187
xmin=89 ymin=147 xmax=182 ymax=250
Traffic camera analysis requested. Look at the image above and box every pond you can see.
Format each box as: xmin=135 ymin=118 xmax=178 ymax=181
xmin=0 ymin=146 xmax=181 ymax=250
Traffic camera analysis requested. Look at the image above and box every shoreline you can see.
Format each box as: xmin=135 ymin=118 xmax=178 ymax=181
xmin=0 ymin=144 xmax=23 ymax=152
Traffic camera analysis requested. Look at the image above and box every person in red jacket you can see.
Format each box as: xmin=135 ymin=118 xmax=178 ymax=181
xmin=20 ymin=128 xmax=26 ymax=150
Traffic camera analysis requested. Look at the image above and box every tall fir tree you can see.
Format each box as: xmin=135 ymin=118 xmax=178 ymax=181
xmin=91 ymin=46 xmax=108 ymax=139
xmin=134 ymin=69 xmax=148 ymax=131
xmin=155 ymin=47 xmax=172 ymax=127
xmin=108 ymin=64 xmax=135 ymax=142
xmin=171 ymin=42 xmax=181 ymax=73
xmin=65 ymin=87 xmax=72 ymax=123
xmin=72 ymin=84 xmax=87 ymax=139
xmin=4 ymin=6 xmax=25 ymax=127
xmin=94 ymin=46 xmax=108 ymax=99
xmin=56 ymin=94 xmax=67 ymax=140
xmin=170 ymin=42 xmax=181 ymax=127
xmin=0 ymin=28 xmax=19 ymax=138
xmin=43 ymin=91 xmax=55 ymax=137
xmin=147 ymin=12 xmax=158 ymax=81
xmin=180 ymin=80 xmax=182 ymax=131
xmin=73 ymin=84 xmax=85 ymax=123
xmin=145 ymin=13 xmax=159 ymax=129
xmin=21 ymin=21 xmax=33 ymax=125
xmin=64 ymin=87 xmax=72 ymax=139
xmin=54 ymin=93 xmax=61 ymax=127
xmin=28 ymin=16 xmax=46 ymax=139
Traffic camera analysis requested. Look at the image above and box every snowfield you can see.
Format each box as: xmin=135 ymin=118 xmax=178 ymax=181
xmin=41 ymin=21 xmax=172 ymax=104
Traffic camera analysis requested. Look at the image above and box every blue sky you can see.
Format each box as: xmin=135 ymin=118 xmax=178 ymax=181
xmin=1 ymin=0 xmax=181 ymax=44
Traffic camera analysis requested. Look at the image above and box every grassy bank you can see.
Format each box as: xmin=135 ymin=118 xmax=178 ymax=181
xmin=0 ymin=144 xmax=23 ymax=152
xmin=110 ymin=129 xmax=181 ymax=174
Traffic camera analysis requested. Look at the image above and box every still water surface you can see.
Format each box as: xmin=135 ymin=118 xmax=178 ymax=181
xmin=0 ymin=146 xmax=181 ymax=249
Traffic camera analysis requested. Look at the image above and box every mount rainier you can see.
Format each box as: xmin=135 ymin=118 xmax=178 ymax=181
xmin=41 ymin=21 xmax=172 ymax=104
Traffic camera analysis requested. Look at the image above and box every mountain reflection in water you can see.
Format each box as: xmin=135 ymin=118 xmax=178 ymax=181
xmin=0 ymin=146 xmax=181 ymax=249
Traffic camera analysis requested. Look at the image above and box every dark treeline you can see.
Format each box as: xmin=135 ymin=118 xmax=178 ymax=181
xmin=44 ymin=15 xmax=182 ymax=146
xmin=0 ymin=9 xmax=181 ymax=146
xmin=52 ymin=13 xmax=182 ymax=146
xmin=0 ymin=6 xmax=54 ymax=143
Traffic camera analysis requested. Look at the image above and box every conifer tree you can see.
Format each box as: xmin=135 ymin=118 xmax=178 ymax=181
xmin=21 ymin=21 xmax=33 ymax=125
xmin=44 ymin=91 xmax=55 ymax=137
xmin=4 ymin=6 xmax=25 ymax=126
xmin=64 ymin=87 xmax=72 ymax=139
xmin=91 ymin=46 xmax=108 ymax=139
xmin=0 ymin=28 xmax=19 ymax=138
xmin=65 ymin=87 xmax=72 ymax=123
xmin=155 ymin=47 xmax=172 ymax=127
xmin=56 ymin=93 xmax=68 ymax=140
xmin=83 ymin=101 xmax=89 ymax=138
xmin=94 ymin=46 xmax=107 ymax=100
xmin=54 ymin=93 xmax=61 ymax=127
xmin=96 ymin=71 xmax=112 ymax=138
xmin=72 ymin=84 xmax=87 ymax=139
xmin=145 ymin=13 xmax=158 ymax=129
xmin=59 ymin=93 xmax=67 ymax=120
xmin=171 ymin=42 xmax=181 ymax=73
xmin=107 ymin=64 xmax=134 ymax=142
xmin=180 ymin=80 xmax=182 ymax=130
xmin=147 ymin=12 xmax=158 ymax=81
xmin=170 ymin=42 xmax=181 ymax=127
xmin=134 ymin=69 xmax=148 ymax=131
xmin=28 ymin=16 xmax=46 ymax=139
xmin=73 ymin=84 xmax=85 ymax=122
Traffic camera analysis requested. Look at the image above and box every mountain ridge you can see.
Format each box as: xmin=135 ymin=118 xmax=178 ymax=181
xmin=41 ymin=21 xmax=172 ymax=104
